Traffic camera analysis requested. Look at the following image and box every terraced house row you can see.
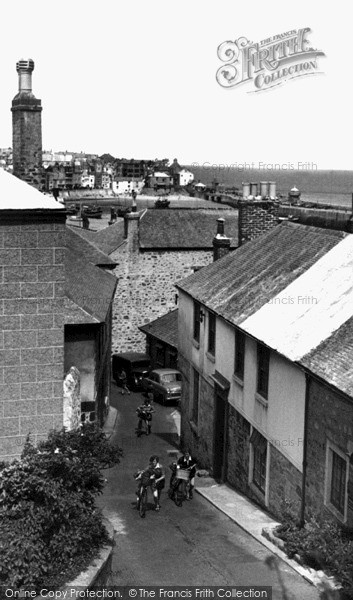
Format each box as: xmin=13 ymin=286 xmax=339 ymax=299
xmin=176 ymin=220 xmax=353 ymax=526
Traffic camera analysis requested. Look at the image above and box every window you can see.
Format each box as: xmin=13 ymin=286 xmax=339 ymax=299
xmin=234 ymin=330 xmax=245 ymax=380
xmin=193 ymin=301 xmax=201 ymax=342
xmin=192 ymin=368 xmax=200 ymax=425
xmin=257 ymin=343 xmax=270 ymax=399
xmin=251 ymin=429 xmax=267 ymax=494
xmin=208 ymin=312 xmax=216 ymax=356
xmin=160 ymin=373 xmax=182 ymax=384
xmin=330 ymin=450 xmax=347 ymax=515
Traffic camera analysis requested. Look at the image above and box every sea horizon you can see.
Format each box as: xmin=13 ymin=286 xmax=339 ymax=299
xmin=186 ymin=166 xmax=353 ymax=209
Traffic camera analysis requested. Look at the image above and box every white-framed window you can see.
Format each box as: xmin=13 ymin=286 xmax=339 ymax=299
xmin=325 ymin=440 xmax=349 ymax=522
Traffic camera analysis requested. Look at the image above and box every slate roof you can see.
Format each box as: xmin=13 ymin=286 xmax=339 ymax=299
xmin=176 ymin=222 xmax=345 ymax=324
xmin=176 ymin=222 xmax=353 ymax=394
xmin=69 ymin=220 xmax=125 ymax=256
xmin=139 ymin=309 xmax=178 ymax=349
xmin=66 ymin=226 xmax=117 ymax=267
xmin=65 ymin=247 xmax=117 ymax=323
xmin=139 ymin=209 xmax=238 ymax=249
xmin=301 ymin=316 xmax=353 ymax=397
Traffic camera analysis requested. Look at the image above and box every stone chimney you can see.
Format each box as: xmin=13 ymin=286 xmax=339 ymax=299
xmin=213 ymin=218 xmax=231 ymax=261
xmin=11 ymin=59 xmax=42 ymax=189
xmin=239 ymin=181 xmax=280 ymax=246
xmin=124 ymin=211 xmax=141 ymax=252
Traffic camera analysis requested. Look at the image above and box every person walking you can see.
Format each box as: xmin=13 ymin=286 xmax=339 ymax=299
xmin=177 ymin=450 xmax=196 ymax=499
xmin=150 ymin=455 xmax=165 ymax=511
xmin=120 ymin=369 xmax=130 ymax=395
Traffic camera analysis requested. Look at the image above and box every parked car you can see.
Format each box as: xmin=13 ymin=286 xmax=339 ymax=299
xmin=112 ymin=353 xmax=151 ymax=391
xmin=142 ymin=369 xmax=182 ymax=404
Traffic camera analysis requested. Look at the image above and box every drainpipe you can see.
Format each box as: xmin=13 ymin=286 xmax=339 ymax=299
xmin=299 ymin=373 xmax=311 ymax=528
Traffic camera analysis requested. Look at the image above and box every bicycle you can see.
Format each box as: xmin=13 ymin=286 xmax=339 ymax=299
xmin=134 ymin=468 xmax=155 ymax=518
xmin=137 ymin=482 xmax=148 ymax=518
xmin=168 ymin=463 xmax=194 ymax=507
xmin=136 ymin=406 xmax=154 ymax=437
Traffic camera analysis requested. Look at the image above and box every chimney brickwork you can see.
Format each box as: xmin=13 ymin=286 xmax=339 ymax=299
xmin=238 ymin=199 xmax=280 ymax=245
xmin=239 ymin=181 xmax=280 ymax=246
xmin=11 ymin=59 xmax=43 ymax=189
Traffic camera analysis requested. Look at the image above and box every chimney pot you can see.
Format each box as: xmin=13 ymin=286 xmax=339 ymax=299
xmin=213 ymin=218 xmax=231 ymax=261
xmin=16 ymin=58 xmax=35 ymax=93
xmin=242 ymin=182 xmax=250 ymax=198
xmin=216 ymin=217 xmax=225 ymax=235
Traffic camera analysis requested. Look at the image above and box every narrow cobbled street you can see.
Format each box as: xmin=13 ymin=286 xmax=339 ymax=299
xmin=98 ymin=383 xmax=320 ymax=599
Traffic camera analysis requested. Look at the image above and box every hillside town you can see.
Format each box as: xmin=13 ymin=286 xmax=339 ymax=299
xmin=1 ymin=58 xmax=353 ymax=598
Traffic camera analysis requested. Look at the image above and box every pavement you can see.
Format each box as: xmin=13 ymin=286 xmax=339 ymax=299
xmin=103 ymin=404 xmax=332 ymax=594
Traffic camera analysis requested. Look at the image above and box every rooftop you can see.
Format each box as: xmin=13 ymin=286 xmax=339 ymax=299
xmin=177 ymin=222 xmax=353 ymax=391
xmin=72 ymin=220 xmax=126 ymax=256
xmin=0 ymin=168 xmax=64 ymax=211
xmin=66 ymin=226 xmax=117 ymax=267
xmin=139 ymin=208 xmax=238 ymax=249
xmin=139 ymin=309 xmax=178 ymax=349
xmin=65 ymin=247 xmax=117 ymax=323
xmin=301 ymin=316 xmax=353 ymax=397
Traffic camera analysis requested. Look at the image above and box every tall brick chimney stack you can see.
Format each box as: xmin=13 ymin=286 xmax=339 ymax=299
xmin=11 ymin=59 xmax=43 ymax=189
xmin=213 ymin=218 xmax=231 ymax=261
xmin=238 ymin=181 xmax=280 ymax=246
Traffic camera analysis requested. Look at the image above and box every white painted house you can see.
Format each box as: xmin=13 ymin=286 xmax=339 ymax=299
xmin=176 ymin=221 xmax=353 ymax=520
xmin=178 ymin=168 xmax=194 ymax=187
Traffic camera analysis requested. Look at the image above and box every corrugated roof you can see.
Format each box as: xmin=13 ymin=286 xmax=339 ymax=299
xmin=301 ymin=317 xmax=353 ymax=397
xmin=139 ymin=309 xmax=178 ymax=349
xmin=176 ymin=222 xmax=345 ymax=324
xmin=0 ymin=168 xmax=64 ymax=210
xmin=139 ymin=209 xmax=238 ymax=249
xmin=65 ymin=248 xmax=117 ymax=323
xmin=66 ymin=226 xmax=117 ymax=267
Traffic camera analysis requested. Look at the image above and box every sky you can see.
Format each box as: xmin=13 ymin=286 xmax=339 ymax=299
xmin=0 ymin=0 xmax=351 ymax=170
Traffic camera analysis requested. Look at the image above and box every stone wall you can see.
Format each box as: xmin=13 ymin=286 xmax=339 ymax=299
xmin=268 ymin=443 xmax=302 ymax=518
xmin=306 ymin=378 xmax=353 ymax=525
xmin=226 ymin=406 xmax=302 ymax=518
xmin=0 ymin=215 xmax=65 ymax=461
xmin=227 ymin=407 xmax=251 ymax=493
xmin=111 ymin=244 xmax=211 ymax=354
xmin=178 ymin=352 xmax=215 ymax=470
xmin=238 ymin=200 xmax=280 ymax=246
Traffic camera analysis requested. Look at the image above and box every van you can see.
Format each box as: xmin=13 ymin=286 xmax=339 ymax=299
xmin=112 ymin=352 xmax=151 ymax=391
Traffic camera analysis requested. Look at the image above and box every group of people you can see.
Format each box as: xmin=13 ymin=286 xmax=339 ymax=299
xmin=119 ymin=376 xmax=196 ymax=514
xmin=134 ymin=450 xmax=196 ymax=514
